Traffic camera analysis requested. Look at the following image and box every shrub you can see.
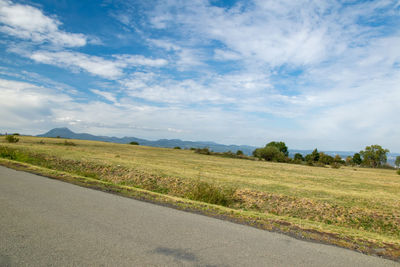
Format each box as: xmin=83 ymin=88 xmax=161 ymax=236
xmin=195 ymin=147 xmax=211 ymax=155
xmin=236 ymin=150 xmax=244 ymax=156
xmin=174 ymin=146 xmax=181 ymax=149
xmin=397 ymin=169 xmax=400 ymax=175
xmin=129 ymin=141 xmax=139 ymax=145
xmin=5 ymin=135 xmax=19 ymax=143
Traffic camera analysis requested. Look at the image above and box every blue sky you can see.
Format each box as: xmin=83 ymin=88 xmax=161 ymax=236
xmin=0 ymin=0 xmax=399 ymax=151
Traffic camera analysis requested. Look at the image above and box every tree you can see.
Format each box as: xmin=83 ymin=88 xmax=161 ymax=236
xmin=395 ymin=156 xmax=400 ymax=168
xmin=236 ymin=150 xmax=244 ymax=156
xmin=252 ymin=148 xmax=263 ymax=158
xmin=253 ymin=146 xmax=285 ymax=162
xmin=129 ymin=141 xmax=139 ymax=145
xmin=345 ymin=156 xmax=353 ymax=166
xmin=266 ymin=141 xmax=288 ymax=156
xmin=311 ymin=149 xmax=320 ymax=162
xmin=360 ymin=145 xmax=389 ymax=168
xmin=319 ymin=152 xmax=334 ymax=165
xmin=333 ymin=155 xmax=343 ymax=164
xmin=352 ymin=153 xmax=362 ymax=165
xmin=294 ymin=153 xmax=304 ymax=161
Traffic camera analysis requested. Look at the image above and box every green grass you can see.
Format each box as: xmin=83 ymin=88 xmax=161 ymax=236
xmin=1 ymin=136 xmax=400 ymax=260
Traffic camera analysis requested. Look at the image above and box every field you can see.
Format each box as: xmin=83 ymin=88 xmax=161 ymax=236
xmin=1 ymin=136 xmax=400 ymax=260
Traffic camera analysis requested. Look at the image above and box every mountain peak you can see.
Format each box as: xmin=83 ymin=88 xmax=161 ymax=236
xmin=38 ymin=127 xmax=75 ymax=138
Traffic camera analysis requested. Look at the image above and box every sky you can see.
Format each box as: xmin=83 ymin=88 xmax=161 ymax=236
xmin=0 ymin=0 xmax=399 ymax=152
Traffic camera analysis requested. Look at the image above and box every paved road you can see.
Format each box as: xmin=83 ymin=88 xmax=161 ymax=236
xmin=0 ymin=166 xmax=398 ymax=266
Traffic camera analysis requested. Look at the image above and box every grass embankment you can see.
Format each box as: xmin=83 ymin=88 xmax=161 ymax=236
xmin=1 ymin=136 xmax=399 ymax=261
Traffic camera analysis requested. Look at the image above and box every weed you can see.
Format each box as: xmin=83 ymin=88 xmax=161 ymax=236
xmin=186 ymin=180 xmax=236 ymax=206
xmin=0 ymin=146 xmax=17 ymax=159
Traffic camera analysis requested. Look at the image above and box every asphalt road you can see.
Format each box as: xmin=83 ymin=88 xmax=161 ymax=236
xmin=0 ymin=166 xmax=398 ymax=266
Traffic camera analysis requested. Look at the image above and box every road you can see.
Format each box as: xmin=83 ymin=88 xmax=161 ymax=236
xmin=0 ymin=166 xmax=398 ymax=266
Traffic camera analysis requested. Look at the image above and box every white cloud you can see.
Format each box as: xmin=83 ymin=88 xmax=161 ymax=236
xmin=0 ymin=0 xmax=87 ymax=47
xmin=18 ymin=50 xmax=167 ymax=80
xmin=29 ymin=51 xmax=123 ymax=79
xmin=91 ymin=89 xmax=117 ymax=103
xmin=1 ymin=0 xmax=400 ymax=151
xmin=113 ymin=54 xmax=167 ymax=67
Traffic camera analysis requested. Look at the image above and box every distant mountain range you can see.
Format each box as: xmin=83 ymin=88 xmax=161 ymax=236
xmin=37 ymin=127 xmax=399 ymax=165
xmin=37 ymin=127 xmax=257 ymax=155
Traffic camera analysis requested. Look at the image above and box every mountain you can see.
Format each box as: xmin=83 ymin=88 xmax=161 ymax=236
xmin=37 ymin=128 xmax=257 ymax=155
xmin=37 ymin=128 xmax=400 ymax=165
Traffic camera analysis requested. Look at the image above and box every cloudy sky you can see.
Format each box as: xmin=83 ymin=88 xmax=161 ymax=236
xmin=0 ymin=0 xmax=399 ymax=151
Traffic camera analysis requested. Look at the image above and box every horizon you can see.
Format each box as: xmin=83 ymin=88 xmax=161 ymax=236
xmin=1 ymin=1 xmax=399 ymax=152
xmin=2 ymin=126 xmax=399 ymax=155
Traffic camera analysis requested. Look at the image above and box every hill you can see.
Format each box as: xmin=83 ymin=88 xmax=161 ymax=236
xmin=37 ymin=127 xmax=257 ymax=155
xmin=37 ymin=128 xmax=399 ymax=165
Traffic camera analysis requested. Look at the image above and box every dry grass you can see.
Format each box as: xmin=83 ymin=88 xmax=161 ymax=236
xmin=1 ymin=136 xmax=400 ymax=259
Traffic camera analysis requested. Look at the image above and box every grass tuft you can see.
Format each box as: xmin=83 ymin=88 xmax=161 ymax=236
xmin=185 ymin=180 xmax=236 ymax=206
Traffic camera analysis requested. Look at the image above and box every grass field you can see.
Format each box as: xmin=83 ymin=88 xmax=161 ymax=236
xmin=1 ymin=136 xmax=400 ymax=260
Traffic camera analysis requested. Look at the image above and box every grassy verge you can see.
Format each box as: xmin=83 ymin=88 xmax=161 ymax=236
xmin=0 ymin=137 xmax=399 ymax=261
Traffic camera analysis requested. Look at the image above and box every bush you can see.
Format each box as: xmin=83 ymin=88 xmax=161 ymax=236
xmin=195 ymin=147 xmax=211 ymax=155
xmin=129 ymin=141 xmax=139 ymax=145
xmin=397 ymin=169 xmax=400 ymax=175
xmin=174 ymin=146 xmax=181 ymax=149
xmin=5 ymin=135 xmax=19 ymax=143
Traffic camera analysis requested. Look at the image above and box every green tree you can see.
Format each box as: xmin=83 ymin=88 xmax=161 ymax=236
xmin=252 ymin=148 xmax=263 ymax=158
xmin=236 ymin=150 xmax=244 ymax=156
xmin=395 ymin=156 xmax=400 ymax=168
xmin=310 ymin=148 xmax=320 ymax=162
xmin=294 ymin=153 xmax=304 ymax=161
xmin=345 ymin=156 xmax=353 ymax=166
xmin=352 ymin=153 xmax=362 ymax=165
xmin=360 ymin=145 xmax=389 ymax=168
xmin=129 ymin=141 xmax=139 ymax=145
xmin=253 ymin=146 xmax=285 ymax=162
xmin=318 ymin=152 xmax=333 ymax=165
xmin=266 ymin=141 xmax=288 ymax=156
xmin=333 ymin=155 xmax=343 ymax=164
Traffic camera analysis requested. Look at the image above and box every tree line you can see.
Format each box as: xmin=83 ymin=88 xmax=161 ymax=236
xmin=252 ymin=142 xmax=397 ymax=169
